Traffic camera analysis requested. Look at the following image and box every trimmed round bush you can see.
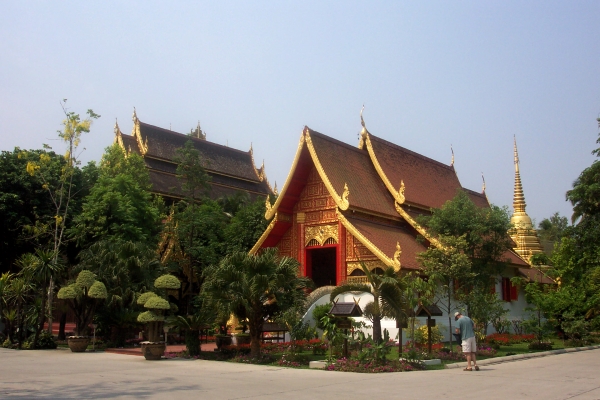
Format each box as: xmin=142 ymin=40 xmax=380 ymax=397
xmin=57 ymin=284 xmax=80 ymax=300
xmin=154 ymin=274 xmax=181 ymax=290
xmin=88 ymin=281 xmax=108 ymax=299
xmin=137 ymin=292 xmax=158 ymax=305
xmin=76 ymin=270 xmax=97 ymax=289
xmin=144 ymin=296 xmax=170 ymax=310
xmin=137 ymin=311 xmax=164 ymax=323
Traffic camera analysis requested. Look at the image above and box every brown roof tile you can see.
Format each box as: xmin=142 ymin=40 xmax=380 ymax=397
xmin=138 ymin=121 xmax=261 ymax=182
xmin=465 ymin=188 xmax=490 ymax=208
xmin=367 ymin=134 xmax=464 ymax=209
xmin=345 ymin=215 xmax=427 ymax=270
xmin=517 ymin=267 xmax=555 ymax=284
xmin=308 ymin=129 xmax=398 ymax=218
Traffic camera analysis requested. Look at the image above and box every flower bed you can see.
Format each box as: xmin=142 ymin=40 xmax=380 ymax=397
xmin=325 ymin=358 xmax=424 ymax=373
xmin=485 ymin=333 xmax=535 ymax=346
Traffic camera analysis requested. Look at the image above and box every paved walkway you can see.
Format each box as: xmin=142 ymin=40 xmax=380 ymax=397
xmin=105 ymin=342 xmax=217 ymax=355
xmin=1 ymin=347 xmax=599 ymax=399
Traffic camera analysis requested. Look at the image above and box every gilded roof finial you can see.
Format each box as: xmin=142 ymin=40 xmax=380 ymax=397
xmin=114 ymin=118 xmax=120 ymax=135
xmin=132 ymin=107 xmax=138 ymax=123
xmin=249 ymin=142 xmax=253 ymax=155
xmin=358 ymin=105 xmax=368 ymax=148
xmin=273 ymin=182 xmax=278 ymax=196
xmin=481 ymin=172 xmax=486 ymax=192
xmin=190 ymin=121 xmax=205 ymax=139
xmin=451 ymin=145 xmax=455 ymax=166
xmin=360 ymin=104 xmax=366 ymax=129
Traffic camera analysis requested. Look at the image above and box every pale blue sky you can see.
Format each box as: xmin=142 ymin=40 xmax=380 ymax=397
xmin=1 ymin=1 xmax=599 ymax=224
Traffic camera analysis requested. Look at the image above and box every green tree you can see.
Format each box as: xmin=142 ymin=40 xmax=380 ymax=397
xmin=25 ymin=101 xmax=99 ymax=332
xmin=19 ymin=250 xmax=63 ymax=349
xmin=330 ymin=263 xmax=404 ymax=344
xmin=5 ymin=275 xmax=33 ymax=348
xmin=420 ymin=191 xmax=513 ymax=288
xmin=417 ymin=234 xmax=472 ymax=349
xmin=224 ymin=196 xmax=270 ymax=253
xmin=70 ymin=144 xmax=162 ymax=247
xmin=398 ymin=272 xmax=436 ymax=351
xmin=0 ymin=148 xmax=96 ymax=273
xmin=202 ymin=248 xmax=312 ymax=357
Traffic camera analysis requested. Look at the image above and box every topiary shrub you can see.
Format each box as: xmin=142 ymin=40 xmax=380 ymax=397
xmin=137 ymin=274 xmax=181 ymax=343
xmin=154 ymin=274 xmax=180 ymax=290
xmin=137 ymin=292 xmax=158 ymax=305
xmin=57 ymin=270 xmax=107 ymax=336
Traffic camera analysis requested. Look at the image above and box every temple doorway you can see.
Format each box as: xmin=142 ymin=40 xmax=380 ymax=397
xmin=307 ymin=247 xmax=337 ymax=288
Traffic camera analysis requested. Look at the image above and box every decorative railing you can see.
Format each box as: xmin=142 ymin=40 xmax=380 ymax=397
xmin=343 ymin=276 xmax=369 ymax=284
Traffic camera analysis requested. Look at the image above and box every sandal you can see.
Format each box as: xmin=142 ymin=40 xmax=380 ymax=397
xmin=463 ymin=368 xmax=472 ymax=371
xmin=475 ymin=366 xmax=480 ymax=371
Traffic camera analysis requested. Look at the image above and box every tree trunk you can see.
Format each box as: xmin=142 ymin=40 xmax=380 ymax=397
xmin=186 ymin=329 xmax=200 ymax=356
xmin=249 ymin=315 xmax=263 ymax=358
xmin=373 ymin=316 xmax=382 ymax=344
xmin=46 ymin=276 xmax=54 ymax=334
xmin=32 ymin=282 xmax=49 ymax=349
xmin=58 ymin=312 xmax=67 ymax=340
xmin=16 ymin=302 xmax=23 ymax=349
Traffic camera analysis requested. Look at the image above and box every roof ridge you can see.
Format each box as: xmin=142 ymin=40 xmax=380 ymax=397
xmin=138 ymin=121 xmax=252 ymax=156
xmin=368 ymin=132 xmax=454 ymax=171
xmin=462 ymin=187 xmax=486 ymax=197
xmin=307 ymin=128 xmax=368 ymax=155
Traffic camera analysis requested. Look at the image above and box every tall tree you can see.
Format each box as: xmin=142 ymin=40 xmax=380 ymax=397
xmin=0 ymin=148 xmax=96 ymax=273
xmin=203 ymin=248 xmax=312 ymax=357
xmin=537 ymin=212 xmax=569 ymax=253
xmin=417 ymin=234 xmax=472 ymax=347
xmin=224 ymin=196 xmax=270 ymax=253
xmin=70 ymin=144 xmax=162 ymax=247
xmin=25 ymin=101 xmax=99 ymax=332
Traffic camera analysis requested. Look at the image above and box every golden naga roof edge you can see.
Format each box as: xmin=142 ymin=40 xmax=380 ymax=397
xmin=304 ymin=129 xmax=350 ymax=211
xmin=131 ymin=108 xmax=148 ymax=156
xmin=358 ymin=118 xmax=405 ymax=205
xmin=264 ymin=129 xmax=307 ymax=220
xmin=114 ymin=119 xmax=125 ymax=150
xmin=394 ymin=202 xmax=444 ymax=250
xmin=249 ymin=213 xmax=278 ymax=255
xmin=249 ymin=144 xmax=273 ymax=192
xmin=336 ymin=209 xmax=400 ymax=271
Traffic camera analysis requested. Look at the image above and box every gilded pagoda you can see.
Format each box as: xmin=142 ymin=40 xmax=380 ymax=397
xmin=114 ymin=109 xmax=272 ymax=202
xmin=251 ymin=115 xmax=530 ymax=288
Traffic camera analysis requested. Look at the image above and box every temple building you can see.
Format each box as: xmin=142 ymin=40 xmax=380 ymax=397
xmin=250 ymin=116 xmax=531 ymax=289
xmin=114 ymin=109 xmax=273 ymax=203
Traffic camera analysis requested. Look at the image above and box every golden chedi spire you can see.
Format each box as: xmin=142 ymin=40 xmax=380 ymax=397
xmin=509 ymin=136 xmax=544 ymax=263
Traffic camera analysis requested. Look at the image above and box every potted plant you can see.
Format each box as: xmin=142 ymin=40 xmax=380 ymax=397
xmin=137 ymin=274 xmax=180 ymax=360
xmin=57 ymin=270 xmax=107 ymax=352
xmin=233 ymin=319 xmax=251 ymax=345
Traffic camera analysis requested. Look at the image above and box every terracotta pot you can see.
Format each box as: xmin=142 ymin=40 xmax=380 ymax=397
xmin=67 ymin=336 xmax=90 ymax=352
xmin=140 ymin=342 xmax=166 ymax=360
xmin=215 ymin=335 xmax=232 ymax=350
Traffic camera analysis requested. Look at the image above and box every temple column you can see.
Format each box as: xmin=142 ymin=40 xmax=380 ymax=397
xmin=337 ymin=221 xmax=346 ymax=285
xmin=296 ymin=212 xmax=306 ymax=276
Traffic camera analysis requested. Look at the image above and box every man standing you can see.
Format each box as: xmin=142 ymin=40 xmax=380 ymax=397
xmin=455 ymin=311 xmax=479 ymax=371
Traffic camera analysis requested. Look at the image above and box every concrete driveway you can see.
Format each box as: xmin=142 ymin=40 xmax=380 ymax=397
xmin=1 ymin=347 xmax=599 ymax=399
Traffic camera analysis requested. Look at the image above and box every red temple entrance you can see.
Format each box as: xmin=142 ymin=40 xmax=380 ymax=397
xmin=306 ymin=247 xmax=337 ymax=288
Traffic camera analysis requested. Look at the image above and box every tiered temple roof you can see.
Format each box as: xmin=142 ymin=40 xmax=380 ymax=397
xmin=251 ymin=116 xmax=530 ymax=280
xmin=114 ymin=110 xmax=272 ymax=202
